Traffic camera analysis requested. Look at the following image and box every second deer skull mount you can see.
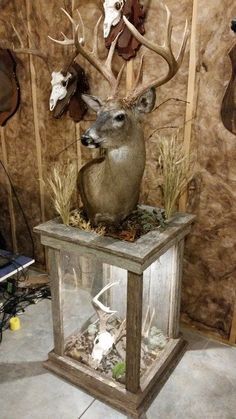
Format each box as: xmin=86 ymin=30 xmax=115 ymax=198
xmin=49 ymin=63 xmax=89 ymax=122
xmin=50 ymin=71 xmax=72 ymax=111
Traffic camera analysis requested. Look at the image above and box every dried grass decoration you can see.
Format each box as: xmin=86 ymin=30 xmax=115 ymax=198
xmin=69 ymin=209 xmax=106 ymax=236
xmin=157 ymin=130 xmax=194 ymax=219
xmin=48 ymin=160 xmax=77 ymax=225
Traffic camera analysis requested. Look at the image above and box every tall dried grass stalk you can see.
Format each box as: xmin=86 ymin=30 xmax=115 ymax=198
xmin=157 ymin=131 xmax=194 ymax=219
xmin=48 ymin=160 xmax=78 ymax=225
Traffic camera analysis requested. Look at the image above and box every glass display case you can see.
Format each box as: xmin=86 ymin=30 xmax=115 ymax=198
xmin=35 ymin=208 xmax=195 ymax=418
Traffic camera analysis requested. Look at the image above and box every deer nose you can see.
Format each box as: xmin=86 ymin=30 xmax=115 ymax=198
xmin=81 ymin=134 xmax=99 ymax=148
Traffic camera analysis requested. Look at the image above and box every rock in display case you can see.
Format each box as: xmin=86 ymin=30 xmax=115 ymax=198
xmin=35 ymin=207 xmax=194 ymax=418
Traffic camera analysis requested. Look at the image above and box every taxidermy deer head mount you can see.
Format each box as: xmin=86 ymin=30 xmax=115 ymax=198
xmin=49 ymin=4 xmax=189 ymax=225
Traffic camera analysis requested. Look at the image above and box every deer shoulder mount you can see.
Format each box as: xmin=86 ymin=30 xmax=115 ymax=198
xmin=104 ymin=0 xmax=145 ymax=60
xmin=49 ymin=62 xmax=89 ymax=122
xmin=0 ymin=49 xmax=20 ymax=126
xmin=49 ymin=5 xmax=189 ymax=225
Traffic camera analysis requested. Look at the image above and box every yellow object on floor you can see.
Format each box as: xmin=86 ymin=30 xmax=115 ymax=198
xmin=9 ymin=316 xmax=21 ymax=331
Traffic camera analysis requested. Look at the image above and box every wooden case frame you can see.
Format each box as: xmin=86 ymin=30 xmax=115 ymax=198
xmin=34 ymin=207 xmax=195 ymax=418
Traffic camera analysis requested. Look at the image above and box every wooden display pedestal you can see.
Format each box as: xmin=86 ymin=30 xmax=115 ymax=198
xmin=34 ymin=207 xmax=195 ymax=418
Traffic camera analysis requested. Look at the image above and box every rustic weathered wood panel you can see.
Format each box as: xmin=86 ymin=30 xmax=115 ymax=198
xmin=48 ymin=247 xmax=64 ymax=355
xmin=126 ymin=271 xmax=143 ymax=393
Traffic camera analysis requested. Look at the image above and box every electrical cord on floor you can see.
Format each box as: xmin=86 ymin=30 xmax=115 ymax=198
xmin=0 ymin=159 xmax=35 ymax=260
xmin=0 ymin=274 xmax=51 ymax=344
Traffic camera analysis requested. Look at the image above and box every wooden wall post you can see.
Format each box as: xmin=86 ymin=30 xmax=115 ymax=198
xmin=25 ymin=0 xmax=45 ymax=223
xmin=179 ymin=0 xmax=198 ymax=211
xmin=168 ymin=240 xmax=185 ymax=338
xmin=126 ymin=60 xmax=134 ymax=94
xmin=126 ymin=271 xmax=143 ymax=393
xmin=48 ymin=247 xmax=64 ymax=355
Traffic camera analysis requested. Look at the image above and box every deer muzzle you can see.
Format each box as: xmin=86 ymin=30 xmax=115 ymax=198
xmin=81 ymin=131 xmax=101 ymax=148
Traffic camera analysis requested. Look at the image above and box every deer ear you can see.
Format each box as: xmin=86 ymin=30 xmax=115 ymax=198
xmin=81 ymin=94 xmax=103 ymax=113
xmin=135 ymin=88 xmax=156 ymax=114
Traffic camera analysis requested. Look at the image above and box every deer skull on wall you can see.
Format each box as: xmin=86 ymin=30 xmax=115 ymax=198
xmin=49 ymin=71 xmax=72 ymax=111
xmin=103 ymin=0 xmax=126 ymax=38
xmin=104 ymin=0 xmax=145 ymax=60
xmin=48 ymin=62 xmax=89 ymax=122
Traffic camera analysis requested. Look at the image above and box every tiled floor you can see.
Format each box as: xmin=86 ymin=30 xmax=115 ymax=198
xmin=0 ymin=299 xmax=236 ymax=419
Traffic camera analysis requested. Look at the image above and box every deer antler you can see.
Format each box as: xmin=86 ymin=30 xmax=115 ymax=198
xmin=123 ymin=4 xmax=189 ymax=103
xmin=0 ymin=18 xmax=51 ymax=72
xmin=92 ymin=281 xmax=118 ymax=331
xmin=48 ymin=8 xmax=125 ymax=97
xmin=142 ymin=305 xmax=155 ymax=339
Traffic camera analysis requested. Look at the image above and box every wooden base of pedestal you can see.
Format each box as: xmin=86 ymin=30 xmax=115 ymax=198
xmin=44 ymin=337 xmax=187 ymax=418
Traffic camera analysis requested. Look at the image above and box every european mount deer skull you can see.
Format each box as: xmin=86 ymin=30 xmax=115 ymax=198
xmin=0 ymin=17 xmax=89 ymax=123
xmin=103 ymin=0 xmax=126 ymax=38
xmin=89 ymin=281 xmax=126 ymax=368
xmin=50 ymin=71 xmax=72 ymax=111
xmin=49 ymin=4 xmax=189 ymax=225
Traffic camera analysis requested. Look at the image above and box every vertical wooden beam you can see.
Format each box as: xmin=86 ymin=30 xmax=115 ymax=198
xmin=146 ymin=247 xmax=175 ymax=335
xmin=126 ymin=271 xmax=143 ymax=393
xmin=179 ymin=0 xmax=198 ymax=211
xmin=168 ymin=240 xmax=185 ymax=338
xmin=25 ymin=0 xmax=45 ymax=223
xmin=48 ymin=247 xmax=64 ymax=355
xmin=126 ymin=60 xmax=134 ymax=94
xmin=0 ymin=127 xmax=17 ymax=252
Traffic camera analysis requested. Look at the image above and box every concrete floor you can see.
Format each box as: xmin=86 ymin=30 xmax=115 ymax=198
xmin=0 ymin=299 xmax=236 ymax=419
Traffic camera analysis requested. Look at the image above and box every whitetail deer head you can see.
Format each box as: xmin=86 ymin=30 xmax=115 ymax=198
xmin=49 ymin=4 xmax=189 ymax=225
xmin=80 ymin=90 xmax=155 ymax=149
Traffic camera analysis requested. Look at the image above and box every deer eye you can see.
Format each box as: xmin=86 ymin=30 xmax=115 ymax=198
xmin=95 ymin=338 xmax=99 ymax=344
xmin=114 ymin=113 xmax=125 ymax=122
xmin=61 ymin=80 xmax=67 ymax=87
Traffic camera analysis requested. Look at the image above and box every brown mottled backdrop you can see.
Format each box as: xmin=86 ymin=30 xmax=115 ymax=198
xmin=0 ymin=0 xmax=235 ymax=339
xmin=181 ymin=0 xmax=236 ymax=339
